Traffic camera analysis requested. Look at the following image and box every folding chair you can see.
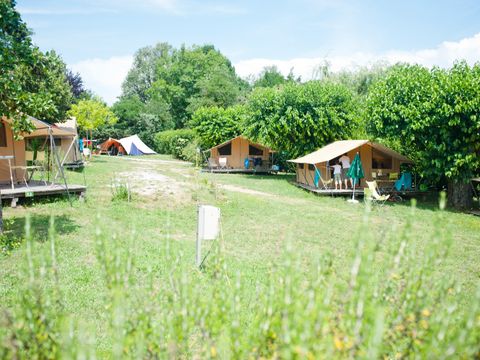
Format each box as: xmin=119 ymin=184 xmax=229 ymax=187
xmin=219 ymin=157 xmax=228 ymax=170
xmin=208 ymin=157 xmax=219 ymax=170
xmin=314 ymin=168 xmax=333 ymax=190
xmin=365 ymin=181 xmax=390 ymax=206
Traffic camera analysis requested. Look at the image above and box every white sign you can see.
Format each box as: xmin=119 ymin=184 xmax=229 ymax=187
xmin=197 ymin=205 xmax=220 ymax=240
xmin=196 ymin=205 xmax=221 ymax=267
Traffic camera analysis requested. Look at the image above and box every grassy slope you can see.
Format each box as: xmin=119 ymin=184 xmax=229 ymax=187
xmin=0 ymin=156 xmax=479 ymax=353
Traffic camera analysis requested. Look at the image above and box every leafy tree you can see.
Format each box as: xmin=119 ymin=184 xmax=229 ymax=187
xmin=366 ymin=62 xmax=480 ymax=209
xmin=244 ymin=81 xmax=359 ymax=159
xmin=68 ymin=98 xmax=117 ymax=142
xmin=122 ymin=43 xmax=174 ymax=102
xmin=1 ymin=1 xmax=73 ymax=132
xmin=253 ymin=66 xmax=288 ymax=88
xmin=189 ymin=105 xmax=247 ymax=149
xmin=110 ymin=94 xmax=173 ymax=147
xmin=148 ymin=44 xmax=247 ymax=128
xmin=65 ymin=69 xmax=87 ymax=100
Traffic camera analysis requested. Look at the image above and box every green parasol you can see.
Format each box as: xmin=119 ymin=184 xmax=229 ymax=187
xmin=346 ymin=152 xmax=364 ymax=203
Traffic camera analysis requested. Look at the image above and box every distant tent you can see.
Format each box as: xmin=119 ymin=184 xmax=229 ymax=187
xmin=99 ymin=138 xmax=126 ymax=155
xmin=119 ymin=135 xmax=156 ymax=155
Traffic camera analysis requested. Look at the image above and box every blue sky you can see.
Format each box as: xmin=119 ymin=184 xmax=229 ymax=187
xmin=17 ymin=0 xmax=480 ymax=104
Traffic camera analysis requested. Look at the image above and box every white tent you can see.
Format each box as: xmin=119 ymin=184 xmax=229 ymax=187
xmin=118 ymin=135 xmax=156 ymax=155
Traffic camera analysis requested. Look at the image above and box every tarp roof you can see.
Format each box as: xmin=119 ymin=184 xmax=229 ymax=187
xmin=288 ymin=140 xmax=413 ymax=164
xmin=4 ymin=116 xmax=76 ymax=138
xmin=119 ymin=135 xmax=156 ymax=155
xmin=209 ymin=135 xmax=275 ymax=152
xmin=54 ymin=118 xmax=78 ymax=136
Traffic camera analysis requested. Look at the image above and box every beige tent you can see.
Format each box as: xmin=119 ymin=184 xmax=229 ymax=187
xmin=0 ymin=116 xmax=76 ymax=185
xmin=289 ymin=140 xmax=413 ymax=188
xmin=208 ymin=135 xmax=274 ymax=170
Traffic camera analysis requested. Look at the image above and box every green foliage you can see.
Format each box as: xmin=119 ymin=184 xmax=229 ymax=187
xmin=154 ymin=128 xmax=196 ymax=159
xmin=1 ymin=201 xmax=479 ymax=358
xmin=244 ymin=81 xmax=360 ymax=159
xmin=68 ymin=98 xmax=117 ymax=131
xmin=110 ymin=94 xmax=174 ymax=147
xmin=367 ymin=62 xmax=480 ymax=184
xmin=253 ymin=65 xmax=289 ymax=88
xmin=121 ymin=43 xmax=247 ymax=129
xmin=111 ymin=178 xmax=131 ymax=202
xmin=189 ymin=105 xmax=247 ymax=149
xmin=0 ymin=2 xmax=73 ymax=131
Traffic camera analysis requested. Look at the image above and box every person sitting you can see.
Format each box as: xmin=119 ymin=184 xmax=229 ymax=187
xmin=331 ymin=161 xmax=343 ymax=190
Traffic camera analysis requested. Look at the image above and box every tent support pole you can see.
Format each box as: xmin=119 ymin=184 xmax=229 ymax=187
xmin=50 ymin=127 xmax=72 ymax=206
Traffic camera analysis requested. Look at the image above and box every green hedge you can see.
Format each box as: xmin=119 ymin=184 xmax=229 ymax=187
xmin=154 ymin=129 xmax=197 ymax=161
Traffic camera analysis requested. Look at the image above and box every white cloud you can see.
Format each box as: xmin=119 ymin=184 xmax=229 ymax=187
xmin=71 ymin=33 xmax=480 ymax=106
xmin=70 ymin=56 xmax=133 ymax=105
xmin=234 ymin=33 xmax=480 ymax=80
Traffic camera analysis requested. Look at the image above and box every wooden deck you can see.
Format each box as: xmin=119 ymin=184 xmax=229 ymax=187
xmin=201 ymin=167 xmax=274 ymax=174
xmin=0 ymin=180 xmax=86 ymax=200
xmin=293 ymin=182 xmax=426 ymax=198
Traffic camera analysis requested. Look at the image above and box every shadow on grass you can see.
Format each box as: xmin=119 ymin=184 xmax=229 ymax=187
xmin=1 ymin=214 xmax=79 ymax=254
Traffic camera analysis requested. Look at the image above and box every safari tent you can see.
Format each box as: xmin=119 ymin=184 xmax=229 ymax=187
xmin=119 ymin=135 xmax=156 ymax=155
xmin=206 ymin=135 xmax=275 ymax=173
xmin=0 ymin=116 xmax=86 ymax=201
xmin=289 ymin=140 xmax=413 ymax=188
xmin=98 ymin=138 xmax=126 ymax=155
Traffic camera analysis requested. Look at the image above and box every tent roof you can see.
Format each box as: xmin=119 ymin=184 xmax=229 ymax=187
xmin=288 ymin=140 xmax=412 ymax=164
xmin=99 ymin=137 xmax=124 ymax=150
xmin=3 ymin=116 xmax=76 ymax=138
xmin=119 ymin=135 xmax=156 ymax=155
xmin=472 ymin=177 xmax=480 ymax=183
xmin=210 ymin=135 xmax=275 ymax=152
xmin=54 ymin=118 xmax=78 ymax=136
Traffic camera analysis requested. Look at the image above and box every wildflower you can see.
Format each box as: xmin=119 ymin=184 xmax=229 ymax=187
xmin=210 ymin=346 xmax=217 ymax=357
xmin=334 ymin=336 xmax=344 ymax=350
xmin=420 ymin=319 xmax=429 ymax=329
xmin=421 ymin=309 xmax=431 ymax=317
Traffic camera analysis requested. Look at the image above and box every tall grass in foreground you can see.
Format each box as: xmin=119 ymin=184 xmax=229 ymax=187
xmin=1 ymin=197 xmax=479 ymax=359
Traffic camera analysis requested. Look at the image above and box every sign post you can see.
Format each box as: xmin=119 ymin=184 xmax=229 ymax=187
xmin=196 ymin=205 xmax=221 ymax=267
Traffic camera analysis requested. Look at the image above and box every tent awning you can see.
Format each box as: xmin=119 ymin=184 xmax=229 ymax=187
xmin=288 ymin=140 xmax=413 ymax=164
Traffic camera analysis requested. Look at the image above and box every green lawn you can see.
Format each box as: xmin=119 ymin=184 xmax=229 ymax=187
xmin=0 ymin=156 xmax=479 ymax=358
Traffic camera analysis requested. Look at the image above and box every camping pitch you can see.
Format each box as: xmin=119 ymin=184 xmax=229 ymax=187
xmin=119 ymin=135 xmax=156 ymax=155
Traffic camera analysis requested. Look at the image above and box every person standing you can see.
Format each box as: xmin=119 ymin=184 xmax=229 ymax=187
xmin=331 ymin=161 xmax=343 ymax=190
xmin=339 ymin=153 xmax=352 ymax=189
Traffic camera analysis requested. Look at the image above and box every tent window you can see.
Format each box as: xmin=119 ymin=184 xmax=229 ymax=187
xmin=54 ymin=138 xmax=62 ymax=147
xmin=298 ymin=163 xmax=304 ymax=169
xmin=0 ymin=123 xmax=6 ymax=147
xmin=249 ymin=144 xmax=263 ymax=156
xmin=308 ymin=164 xmax=314 ymax=171
xmin=217 ymin=143 xmax=232 ymax=156
xmin=372 ymin=148 xmax=392 ymax=169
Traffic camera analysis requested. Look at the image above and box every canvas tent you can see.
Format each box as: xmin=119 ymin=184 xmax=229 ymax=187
xmin=0 ymin=116 xmax=78 ymax=183
xmin=118 ymin=135 xmax=156 ymax=155
xmin=289 ymin=140 xmax=413 ymax=188
xmin=0 ymin=116 xmax=82 ymax=199
xmin=207 ymin=135 xmax=275 ymax=170
xmin=53 ymin=118 xmax=83 ymax=167
xmin=98 ymin=138 xmax=126 ymax=155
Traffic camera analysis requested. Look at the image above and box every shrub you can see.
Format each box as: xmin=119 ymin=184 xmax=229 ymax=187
xmin=111 ymin=178 xmax=131 ymax=202
xmin=189 ymin=105 xmax=246 ymax=149
xmin=154 ymin=129 xmax=196 ymax=157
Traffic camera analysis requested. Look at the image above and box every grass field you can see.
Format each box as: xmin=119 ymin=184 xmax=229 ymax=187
xmin=0 ymin=155 xmax=479 ymax=358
